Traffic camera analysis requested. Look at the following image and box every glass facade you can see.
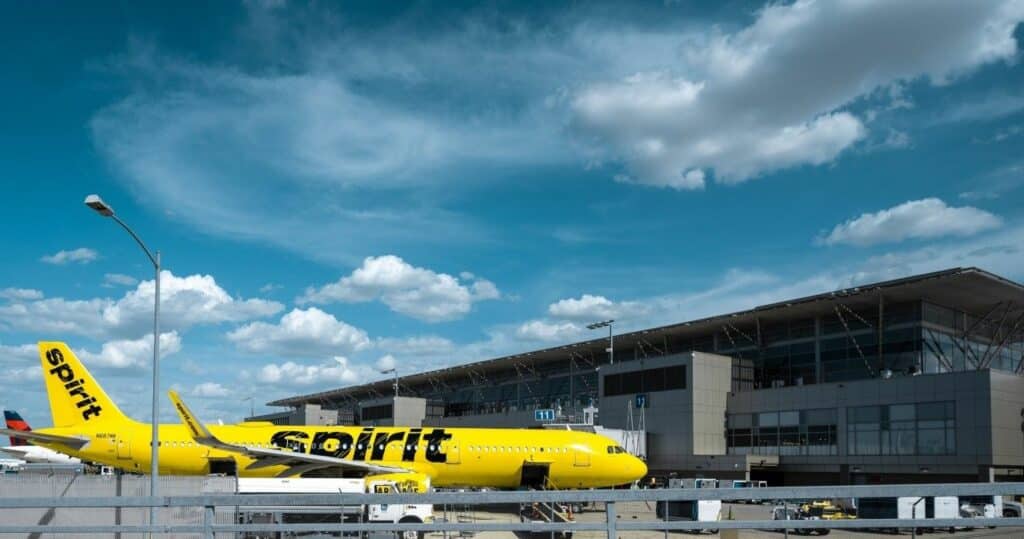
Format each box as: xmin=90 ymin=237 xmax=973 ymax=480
xmin=921 ymin=302 xmax=1024 ymax=374
xmin=442 ymin=371 xmax=599 ymax=417
xmin=604 ymin=365 xmax=686 ymax=397
xmin=727 ymin=408 xmax=838 ymax=456
xmin=343 ymin=297 xmax=1021 ymax=420
xmin=847 ymin=401 xmax=956 ymax=456
xmin=360 ymin=404 xmax=393 ymax=421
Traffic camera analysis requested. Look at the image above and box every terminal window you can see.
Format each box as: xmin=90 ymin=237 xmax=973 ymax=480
xmin=361 ymin=404 xmax=393 ymax=421
xmin=727 ymin=408 xmax=838 ymax=456
xmin=846 ymin=401 xmax=955 ymax=456
xmin=603 ymin=365 xmax=686 ymax=397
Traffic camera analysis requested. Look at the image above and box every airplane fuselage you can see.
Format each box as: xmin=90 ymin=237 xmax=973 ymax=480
xmin=0 ymin=445 xmax=80 ymax=464
xmin=36 ymin=421 xmax=645 ymax=489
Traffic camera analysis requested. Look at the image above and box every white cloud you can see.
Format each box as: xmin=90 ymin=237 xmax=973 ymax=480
xmin=0 ymin=288 xmax=43 ymax=301
xmin=515 ymin=320 xmax=583 ymax=343
xmin=77 ymin=332 xmax=182 ymax=369
xmin=937 ymin=93 xmax=1024 ymax=124
xmin=227 ymin=307 xmax=371 ymax=358
xmin=103 ymin=273 xmax=139 ymax=287
xmin=9 ymin=366 xmax=42 ymax=382
xmin=0 ymin=270 xmax=283 ymax=339
xmin=299 ymin=255 xmax=500 ymax=322
xmin=41 ymin=247 xmax=99 ymax=265
xmin=375 ymin=354 xmax=397 ymax=371
xmin=191 ymin=382 xmax=230 ymax=398
xmin=821 ymin=198 xmax=1003 ymax=247
xmin=547 ymin=294 xmax=647 ymax=322
xmin=257 ymin=356 xmax=365 ymax=387
xmin=88 ymin=29 xmax=566 ymax=264
xmin=0 ymin=342 xmax=38 ymax=363
xmin=572 ymin=0 xmax=1024 ymax=188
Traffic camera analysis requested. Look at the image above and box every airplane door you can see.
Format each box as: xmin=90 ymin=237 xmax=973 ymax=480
xmin=116 ymin=438 xmax=131 ymax=459
xmin=573 ymin=449 xmax=590 ymax=467
xmin=444 ymin=442 xmax=461 ymax=464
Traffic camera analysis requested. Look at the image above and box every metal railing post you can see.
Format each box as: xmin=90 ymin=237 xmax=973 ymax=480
xmin=203 ymin=505 xmax=215 ymax=539
xmin=784 ymin=500 xmax=789 ymax=539
xmin=606 ymin=500 xmax=616 ymax=539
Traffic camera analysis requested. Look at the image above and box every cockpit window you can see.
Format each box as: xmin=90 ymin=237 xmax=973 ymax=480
xmin=607 ymin=445 xmax=628 ymax=454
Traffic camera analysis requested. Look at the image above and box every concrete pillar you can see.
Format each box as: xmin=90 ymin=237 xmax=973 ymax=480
xmin=839 ymin=464 xmax=851 ymax=485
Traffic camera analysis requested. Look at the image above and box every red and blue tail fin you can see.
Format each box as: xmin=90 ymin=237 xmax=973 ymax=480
xmin=4 ymin=410 xmax=31 ymax=446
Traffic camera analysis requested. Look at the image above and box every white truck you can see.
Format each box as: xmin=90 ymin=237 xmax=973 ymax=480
xmin=237 ymin=477 xmax=434 ymax=539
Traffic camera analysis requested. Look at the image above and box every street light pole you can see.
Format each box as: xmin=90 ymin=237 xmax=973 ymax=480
xmin=380 ymin=368 xmax=398 ymax=397
xmin=587 ymin=319 xmax=615 ymax=365
xmin=84 ymin=194 xmax=161 ymax=529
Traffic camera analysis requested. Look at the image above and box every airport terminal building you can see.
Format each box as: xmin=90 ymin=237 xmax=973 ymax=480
xmin=258 ymin=267 xmax=1024 ymax=486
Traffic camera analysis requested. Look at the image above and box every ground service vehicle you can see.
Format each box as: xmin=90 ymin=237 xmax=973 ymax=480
xmin=668 ymin=478 xmax=718 ymax=489
xmin=799 ymin=500 xmax=855 ymax=521
xmin=236 ymin=477 xmax=433 ymax=539
xmin=856 ymin=497 xmax=924 ymax=533
xmin=1003 ymin=500 xmax=1023 ymax=518
xmin=959 ymin=495 xmax=1003 ymax=529
xmin=769 ymin=505 xmax=828 ymax=536
xmin=657 ymin=479 xmax=721 ymax=534
xmin=922 ymin=496 xmax=960 ymax=533
xmin=3 ymin=342 xmax=646 ymax=490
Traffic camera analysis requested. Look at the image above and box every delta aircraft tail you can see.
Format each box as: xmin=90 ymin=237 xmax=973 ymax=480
xmin=4 ymin=410 xmax=31 ymax=446
xmin=38 ymin=341 xmax=129 ymax=428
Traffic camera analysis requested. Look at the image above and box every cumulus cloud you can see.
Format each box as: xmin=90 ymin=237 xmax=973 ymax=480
xmin=0 ymin=270 xmax=283 ymax=339
xmin=227 ymin=307 xmax=371 ymax=358
xmin=547 ymin=294 xmax=647 ymax=322
xmin=0 ymin=288 xmax=43 ymax=301
xmin=572 ymin=0 xmax=1024 ymax=188
xmin=0 ymin=342 xmax=38 ymax=363
xmin=41 ymin=247 xmax=98 ymax=265
xmin=515 ymin=320 xmax=583 ymax=343
xmin=299 ymin=255 xmax=500 ymax=322
xmin=191 ymin=382 xmax=230 ymax=398
xmin=103 ymin=273 xmax=139 ymax=287
xmin=375 ymin=354 xmax=397 ymax=371
xmin=820 ymin=198 xmax=1003 ymax=247
xmin=78 ymin=332 xmax=182 ymax=369
xmin=257 ymin=356 xmax=365 ymax=387
xmin=9 ymin=366 xmax=42 ymax=382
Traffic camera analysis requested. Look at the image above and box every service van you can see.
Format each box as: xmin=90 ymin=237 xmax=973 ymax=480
xmin=236 ymin=477 xmax=433 ymax=539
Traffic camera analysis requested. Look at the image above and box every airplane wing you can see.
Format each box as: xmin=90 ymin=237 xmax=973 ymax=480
xmin=0 ymin=429 xmax=89 ymax=450
xmin=168 ymin=391 xmax=411 ymax=477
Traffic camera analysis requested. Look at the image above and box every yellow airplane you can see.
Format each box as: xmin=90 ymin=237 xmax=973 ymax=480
xmin=0 ymin=342 xmax=647 ymax=489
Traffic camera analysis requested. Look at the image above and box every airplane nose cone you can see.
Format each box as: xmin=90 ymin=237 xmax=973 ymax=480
xmin=630 ymin=456 xmax=648 ymax=481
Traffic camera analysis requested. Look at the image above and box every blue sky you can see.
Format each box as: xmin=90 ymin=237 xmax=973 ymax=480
xmin=1 ymin=0 xmax=1023 ymax=427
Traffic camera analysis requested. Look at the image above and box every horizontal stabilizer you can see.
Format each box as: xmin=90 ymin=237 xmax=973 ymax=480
xmin=168 ymin=391 xmax=409 ymax=477
xmin=0 ymin=428 xmax=88 ymax=449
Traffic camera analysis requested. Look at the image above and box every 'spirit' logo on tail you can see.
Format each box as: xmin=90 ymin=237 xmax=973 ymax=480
xmin=45 ymin=348 xmax=103 ymax=420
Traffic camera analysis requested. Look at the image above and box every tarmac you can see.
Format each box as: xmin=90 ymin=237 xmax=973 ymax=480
xmin=444 ymin=501 xmax=1024 ymax=539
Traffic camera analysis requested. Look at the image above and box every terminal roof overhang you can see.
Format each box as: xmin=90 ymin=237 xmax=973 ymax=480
xmin=268 ymin=267 xmax=1024 ymax=408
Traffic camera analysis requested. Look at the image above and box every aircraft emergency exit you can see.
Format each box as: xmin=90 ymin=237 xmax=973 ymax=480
xmin=0 ymin=342 xmax=647 ymax=489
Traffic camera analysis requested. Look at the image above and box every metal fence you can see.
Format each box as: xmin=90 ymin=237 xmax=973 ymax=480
xmin=0 ymin=475 xmax=236 ymax=538
xmin=0 ymin=478 xmax=1020 ymax=537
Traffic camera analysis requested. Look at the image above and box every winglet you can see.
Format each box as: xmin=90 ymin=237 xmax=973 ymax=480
xmin=168 ymin=390 xmax=216 ymax=442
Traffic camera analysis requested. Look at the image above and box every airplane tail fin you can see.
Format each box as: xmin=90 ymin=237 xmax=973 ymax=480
xmin=3 ymin=410 xmax=31 ymax=446
xmin=38 ymin=342 xmax=129 ymax=428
